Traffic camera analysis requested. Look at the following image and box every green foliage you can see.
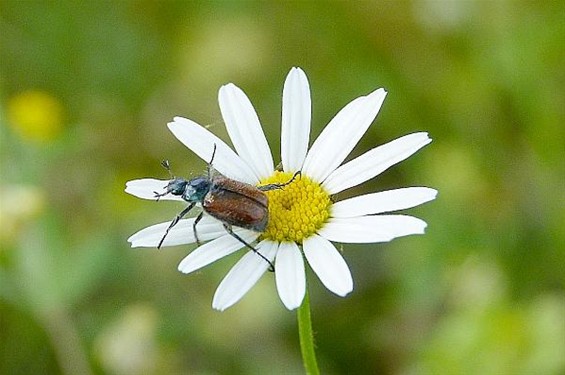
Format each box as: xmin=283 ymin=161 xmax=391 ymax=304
xmin=1 ymin=1 xmax=563 ymax=374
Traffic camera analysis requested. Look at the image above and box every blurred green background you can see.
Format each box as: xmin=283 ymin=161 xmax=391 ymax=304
xmin=1 ymin=1 xmax=564 ymax=374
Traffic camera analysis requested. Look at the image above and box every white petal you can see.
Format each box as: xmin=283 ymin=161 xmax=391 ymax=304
xmin=212 ymin=240 xmax=278 ymax=311
xmin=318 ymin=215 xmax=427 ymax=243
xmin=323 ymin=132 xmax=432 ymax=194
xmin=127 ymin=216 xmax=225 ymax=247
xmin=281 ymin=67 xmax=311 ymax=172
xmin=302 ymin=88 xmax=387 ymax=182
xmin=167 ymin=117 xmax=257 ymax=184
xmin=178 ymin=229 xmax=260 ymax=274
xmin=218 ymin=84 xmax=274 ymax=179
xmin=275 ymin=242 xmax=305 ymax=310
xmin=303 ymin=235 xmax=353 ymax=297
xmin=331 ymin=187 xmax=438 ymax=217
xmin=125 ymin=179 xmax=184 ymax=201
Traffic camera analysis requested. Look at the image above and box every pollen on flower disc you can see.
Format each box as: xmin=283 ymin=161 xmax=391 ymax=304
xmin=260 ymin=171 xmax=332 ymax=244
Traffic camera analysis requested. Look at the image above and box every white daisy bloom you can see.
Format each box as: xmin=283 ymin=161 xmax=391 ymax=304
xmin=126 ymin=67 xmax=437 ymax=311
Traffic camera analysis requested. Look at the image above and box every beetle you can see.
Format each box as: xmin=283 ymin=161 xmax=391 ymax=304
xmin=154 ymin=145 xmax=300 ymax=271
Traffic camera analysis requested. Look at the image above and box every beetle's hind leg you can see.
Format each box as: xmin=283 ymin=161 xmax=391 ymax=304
xmin=258 ymin=170 xmax=301 ymax=192
xmin=222 ymin=224 xmax=275 ymax=272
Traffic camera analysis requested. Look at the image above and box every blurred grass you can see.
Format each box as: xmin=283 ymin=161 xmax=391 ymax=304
xmin=1 ymin=1 xmax=564 ymax=374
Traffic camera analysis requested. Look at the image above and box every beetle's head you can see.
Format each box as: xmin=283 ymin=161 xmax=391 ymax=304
xmin=165 ymin=178 xmax=189 ymax=196
xmin=155 ymin=160 xmax=210 ymax=202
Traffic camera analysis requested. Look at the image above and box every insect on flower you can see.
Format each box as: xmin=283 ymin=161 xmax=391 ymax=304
xmin=154 ymin=144 xmax=300 ymax=271
xmin=127 ymin=67 xmax=437 ymax=311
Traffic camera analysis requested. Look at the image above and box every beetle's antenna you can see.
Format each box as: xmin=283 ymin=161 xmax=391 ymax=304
xmin=161 ymin=160 xmax=174 ymax=179
xmin=154 ymin=160 xmax=175 ymax=201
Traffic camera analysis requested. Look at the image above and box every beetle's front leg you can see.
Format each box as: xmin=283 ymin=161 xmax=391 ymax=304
xmin=158 ymin=202 xmax=196 ymax=249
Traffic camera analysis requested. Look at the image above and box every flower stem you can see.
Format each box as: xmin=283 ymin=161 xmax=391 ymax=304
xmin=297 ymin=287 xmax=320 ymax=375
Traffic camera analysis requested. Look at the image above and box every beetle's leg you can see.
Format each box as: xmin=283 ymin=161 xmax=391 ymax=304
xmin=222 ymin=224 xmax=275 ymax=272
xmin=154 ymin=189 xmax=170 ymax=201
xmin=207 ymin=144 xmax=217 ymax=180
xmin=192 ymin=211 xmax=204 ymax=246
xmin=257 ymin=170 xmax=301 ymax=192
xmin=158 ymin=202 xmax=196 ymax=249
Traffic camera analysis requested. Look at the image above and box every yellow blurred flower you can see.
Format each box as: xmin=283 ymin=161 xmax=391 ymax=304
xmin=0 ymin=184 xmax=45 ymax=246
xmin=7 ymin=90 xmax=64 ymax=143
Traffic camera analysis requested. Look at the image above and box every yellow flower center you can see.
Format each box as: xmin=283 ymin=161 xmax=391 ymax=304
xmin=259 ymin=171 xmax=332 ymax=244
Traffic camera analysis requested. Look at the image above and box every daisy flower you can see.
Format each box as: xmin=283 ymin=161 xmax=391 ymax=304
xmin=126 ymin=67 xmax=436 ymax=311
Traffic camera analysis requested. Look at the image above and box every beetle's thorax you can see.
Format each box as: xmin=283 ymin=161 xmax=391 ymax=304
xmin=183 ymin=176 xmax=211 ymax=202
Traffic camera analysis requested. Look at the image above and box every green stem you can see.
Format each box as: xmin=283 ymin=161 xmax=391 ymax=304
xmin=40 ymin=308 xmax=92 ymax=375
xmin=297 ymin=287 xmax=320 ymax=375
